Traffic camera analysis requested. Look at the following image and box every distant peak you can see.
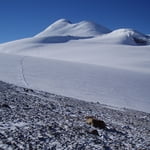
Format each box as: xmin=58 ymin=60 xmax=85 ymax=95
xmin=53 ymin=19 xmax=72 ymax=24
xmin=35 ymin=19 xmax=111 ymax=37
xmin=79 ymin=20 xmax=97 ymax=25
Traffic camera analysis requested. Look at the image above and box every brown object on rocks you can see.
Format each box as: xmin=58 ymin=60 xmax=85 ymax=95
xmin=85 ymin=116 xmax=106 ymax=129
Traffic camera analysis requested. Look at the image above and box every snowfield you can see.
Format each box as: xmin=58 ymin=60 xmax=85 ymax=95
xmin=0 ymin=19 xmax=150 ymax=113
xmin=0 ymin=53 xmax=150 ymax=113
xmin=0 ymin=19 xmax=150 ymax=149
xmin=0 ymin=81 xmax=150 ymax=150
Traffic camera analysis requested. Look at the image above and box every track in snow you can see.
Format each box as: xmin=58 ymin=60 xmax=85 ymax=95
xmin=20 ymin=56 xmax=29 ymax=87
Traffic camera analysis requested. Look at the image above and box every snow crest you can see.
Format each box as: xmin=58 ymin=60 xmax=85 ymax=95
xmin=35 ymin=19 xmax=111 ymax=37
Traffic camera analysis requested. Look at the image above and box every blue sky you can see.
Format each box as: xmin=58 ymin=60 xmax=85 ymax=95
xmin=0 ymin=0 xmax=149 ymax=43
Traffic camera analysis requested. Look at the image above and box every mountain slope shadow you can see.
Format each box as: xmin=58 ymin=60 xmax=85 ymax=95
xmin=36 ymin=35 xmax=92 ymax=44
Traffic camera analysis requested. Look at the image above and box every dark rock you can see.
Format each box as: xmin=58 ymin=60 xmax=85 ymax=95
xmin=1 ymin=103 xmax=11 ymax=109
xmin=90 ymin=129 xmax=99 ymax=136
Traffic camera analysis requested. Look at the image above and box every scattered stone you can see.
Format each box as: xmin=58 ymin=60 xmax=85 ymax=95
xmin=0 ymin=81 xmax=149 ymax=150
xmin=0 ymin=103 xmax=11 ymax=109
xmin=90 ymin=130 xmax=99 ymax=136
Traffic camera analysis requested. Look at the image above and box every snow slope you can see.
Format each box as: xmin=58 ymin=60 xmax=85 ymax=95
xmin=0 ymin=19 xmax=150 ymax=113
xmin=0 ymin=53 xmax=149 ymax=113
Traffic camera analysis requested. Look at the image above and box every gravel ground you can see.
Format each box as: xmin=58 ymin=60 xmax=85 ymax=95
xmin=0 ymin=81 xmax=150 ymax=150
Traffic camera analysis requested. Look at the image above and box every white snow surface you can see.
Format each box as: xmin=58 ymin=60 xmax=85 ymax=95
xmin=0 ymin=19 xmax=150 ymax=113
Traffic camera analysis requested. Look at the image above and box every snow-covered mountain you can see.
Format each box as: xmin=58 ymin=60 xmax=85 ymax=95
xmin=35 ymin=18 xmax=111 ymax=37
xmin=98 ymin=28 xmax=149 ymax=45
xmin=0 ymin=19 xmax=150 ymax=113
xmin=0 ymin=19 xmax=149 ymax=48
xmin=35 ymin=19 xmax=149 ymax=45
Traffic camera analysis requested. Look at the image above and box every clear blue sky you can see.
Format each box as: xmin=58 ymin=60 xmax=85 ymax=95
xmin=0 ymin=0 xmax=149 ymax=43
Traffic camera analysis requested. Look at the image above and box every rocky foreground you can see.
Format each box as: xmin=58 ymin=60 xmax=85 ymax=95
xmin=0 ymin=81 xmax=150 ymax=150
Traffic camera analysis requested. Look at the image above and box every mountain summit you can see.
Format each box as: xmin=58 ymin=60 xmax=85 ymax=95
xmin=35 ymin=19 xmax=111 ymax=37
xmin=34 ymin=19 xmax=149 ymax=45
xmin=0 ymin=19 xmax=149 ymax=46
